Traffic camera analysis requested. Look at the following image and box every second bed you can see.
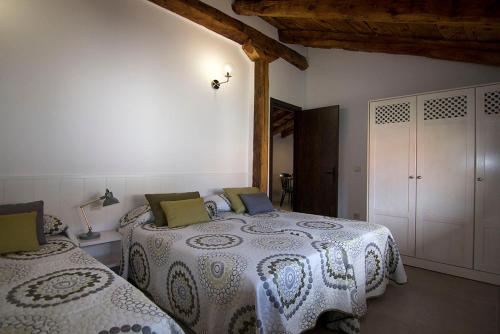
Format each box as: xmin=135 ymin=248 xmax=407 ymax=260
xmin=119 ymin=209 xmax=407 ymax=334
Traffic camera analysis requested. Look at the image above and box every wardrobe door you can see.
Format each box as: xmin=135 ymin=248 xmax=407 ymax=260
xmin=369 ymin=97 xmax=417 ymax=256
xmin=416 ymin=89 xmax=475 ymax=268
xmin=475 ymin=84 xmax=500 ymax=274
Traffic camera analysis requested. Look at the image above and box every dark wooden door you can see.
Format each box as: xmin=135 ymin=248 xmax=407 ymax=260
xmin=294 ymin=106 xmax=339 ymax=216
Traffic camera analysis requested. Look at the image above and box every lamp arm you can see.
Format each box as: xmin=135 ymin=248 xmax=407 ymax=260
xmin=79 ymin=197 xmax=102 ymax=208
xmin=219 ymin=73 xmax=232 ymax=85
xmin=79 ymin=197 xmax=101 ymax=232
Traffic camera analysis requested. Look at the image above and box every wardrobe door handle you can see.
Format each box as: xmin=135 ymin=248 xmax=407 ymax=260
xmin=409 ymin=176 xmax=415 ymax=179
xmin=416 ymin=176 xmax=422 ymax=179
xmin=477 ymin=177 xmax=484 ymax=182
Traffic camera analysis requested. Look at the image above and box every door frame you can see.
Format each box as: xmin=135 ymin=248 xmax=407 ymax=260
xmin=269 ymin=98 xmax=301 ymax=202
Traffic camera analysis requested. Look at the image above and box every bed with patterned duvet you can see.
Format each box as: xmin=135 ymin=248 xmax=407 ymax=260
xmin=0 ymin=234 xmax=183 ymax=334
xmin=119 ymin=207 xmax=407 ymax=334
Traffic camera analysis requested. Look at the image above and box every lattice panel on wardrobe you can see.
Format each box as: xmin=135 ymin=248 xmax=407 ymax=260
xmin=484 ymin=91 xmax=500 ymax=115
xmin=424 ymin=95 xmax=467 ymax=120
xmin=375 ymin=102 xmax=410 ymax=124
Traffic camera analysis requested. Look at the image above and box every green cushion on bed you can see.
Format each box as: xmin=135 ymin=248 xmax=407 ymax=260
xmin=160 ymin=198 xmax=210 ymax=228
xmin=223 ymin=187 xmax=260 ymax=214
xmin=0 ymin=211 xmax=40 ymax=254
xmin=145 ymin=192 xmax=200 ymax=226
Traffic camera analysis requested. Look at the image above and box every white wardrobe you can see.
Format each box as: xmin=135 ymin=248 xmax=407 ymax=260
xmin=368 ymin=83 xmax=500 ymax=284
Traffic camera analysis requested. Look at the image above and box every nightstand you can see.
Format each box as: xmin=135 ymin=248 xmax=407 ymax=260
xmin=79 ymin=230 xmax=122 ymax=272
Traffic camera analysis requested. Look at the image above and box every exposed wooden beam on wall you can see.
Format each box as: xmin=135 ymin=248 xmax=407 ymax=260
xmin=232 ymin=0 xmax=500 ymax=26
xmin=242 ymin=39 xmax=278 ymax=62
xmin=252 ymin=59 xmax=269 ymax=192
xmin=279 ymin=30 xmax=500 ymax=66
xmin=148 ymin=0 xmax=308 ymax=70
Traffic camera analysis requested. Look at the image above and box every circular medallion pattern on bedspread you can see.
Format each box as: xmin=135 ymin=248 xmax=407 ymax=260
xmin=7 ymin=267 xmax=114 ymax=308
xmin=69 ymin=251 xmax=98 ymax=265
xmin=241 ymin=222 xmax=314 ymax=240
xmin=256 ymin=254 xmax=313 ymax=320
xmin=111 ymin=284 xmax=166 ymax=318
xmin=0 ymin=263 xmax=31 ymax=285
xmin=197 ymin=252 xmax=247 ymax=305
xmin=192 ymin=221 xmax=235 ymax=233
xmin=1 ymin=239 xmax=76 ymax=260
xmin=228 ymin=305 xmax=261 ymax=334
xmin=300 ymin=291 xmax=327 ymax=331
xmin=243 ymin=211 xmax=280 ymax=219
xmin=166 ymin=261 xmax=200 ymax=326
xmin=186 ymin=234 xmax=243 ymax=250
xmin=296 ymin=220 xmax=343 ymax=230
xmin=129 ymin=243 xmax=150 ymax=290
xmin=365 ymin=243 xmax=384 ymax=293
xmin=319 ymin=230 xmax=364 ymax=258
xmin=251 ymin=235 xmax=304 ymax=251
xmin=384 ymin=235 xmax=399 ymax=276
xmin=311 ymin=241 xmax=356 ymax=290
xmin=98 ymin=324 xmax=156 ymax=334
xmin=0 ymin=315 xmax=68 ymax=333
xmin=146 ymin=233 xmax=180 ymax=267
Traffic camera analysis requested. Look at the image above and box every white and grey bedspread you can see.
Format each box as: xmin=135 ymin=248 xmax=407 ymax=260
xmin=0 ymin=235 xmax=183 ymax=334
xmin=119 ymin=210 xmax=407 ymax=334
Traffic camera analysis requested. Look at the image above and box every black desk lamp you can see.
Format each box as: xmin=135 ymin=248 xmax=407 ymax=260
xmin=78 ymin=189 xmax=119 ymax=240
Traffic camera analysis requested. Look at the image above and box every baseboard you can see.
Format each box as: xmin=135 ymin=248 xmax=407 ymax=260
xmin=402 ymin=255 xmax=500 ymax=286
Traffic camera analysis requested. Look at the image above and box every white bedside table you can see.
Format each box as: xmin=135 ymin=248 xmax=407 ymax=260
xmin=78 ymin=230 xmax=122 ymax=271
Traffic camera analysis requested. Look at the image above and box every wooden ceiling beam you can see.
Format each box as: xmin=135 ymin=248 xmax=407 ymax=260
xmin=148 ymin=0 xmax=307 ymax=70
xmin=242 ymin=40 xmax=278 ymax=62
xmin=232 ymin=0 xmax=500 ymax=26
xmin=279 ymin=30 xmax=500 ymax=66
xmin=272 ymin=117 xmax=294 ymax=136
xmin=272 ymin=112 xmax=294 ymax=129
xmin=281 ymin=125 xmax=294 ymax=138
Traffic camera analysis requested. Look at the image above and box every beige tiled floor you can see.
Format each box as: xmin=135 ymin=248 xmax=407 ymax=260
xmin=308 ymin=265 xmax=500 ymax=334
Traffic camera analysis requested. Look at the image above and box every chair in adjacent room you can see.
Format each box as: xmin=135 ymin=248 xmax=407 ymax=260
xmin=279 ymin=173 xmax=293 ymax=208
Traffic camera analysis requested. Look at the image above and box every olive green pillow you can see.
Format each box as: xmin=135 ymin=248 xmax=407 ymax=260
xmin=145 ymin=192 xmax=200 ymax=226
xmin=223 ymin=187 xmax=260 ymax=214
xmin=160 ymin=198 xmax=210 ymax=228
xmin=0 ymin=211 xmax=40 ymax=254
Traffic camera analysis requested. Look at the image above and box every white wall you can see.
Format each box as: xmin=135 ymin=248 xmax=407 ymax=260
xmin=304 ymin=49 xmax=500 ymax=220
xmin=0 ymin=0 xmax=304 ymax=233
xmin=271 ymin=134 xmax=293 ymax=201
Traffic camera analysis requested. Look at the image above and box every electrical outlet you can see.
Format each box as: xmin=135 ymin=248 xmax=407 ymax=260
xmin=353 ymin=213 xmax=360 ymax=220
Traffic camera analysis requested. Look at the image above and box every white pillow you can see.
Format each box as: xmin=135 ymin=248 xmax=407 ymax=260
xmin=203 ymin=194 xmax=231 ymax=218
xmin=43 ymin=214 xmax=68 ymax=235
xmin=119 ymin=204 xmax=153 ymax=228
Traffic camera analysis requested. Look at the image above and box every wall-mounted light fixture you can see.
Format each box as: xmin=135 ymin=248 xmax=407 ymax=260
xmin=211 ymin=64 xmax=233 ymax=89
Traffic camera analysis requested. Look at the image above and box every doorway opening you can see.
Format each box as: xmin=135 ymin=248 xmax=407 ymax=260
xmin=269 ymin=98 xmax=301 ymax=211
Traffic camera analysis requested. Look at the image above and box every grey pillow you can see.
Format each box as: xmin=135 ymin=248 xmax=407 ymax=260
xmin=239 ymin=193 xmax=274 ymax=215
xmin=0 ymin=200 xmax=46 ymax=244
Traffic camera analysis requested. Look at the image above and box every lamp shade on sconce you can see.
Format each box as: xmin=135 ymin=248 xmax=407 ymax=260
xmin=211 ymin=64 xmax=234 ymax=89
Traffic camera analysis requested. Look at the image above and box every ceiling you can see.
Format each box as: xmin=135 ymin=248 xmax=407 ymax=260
xmin=232 ymin=1 xmax=500 ymax=66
